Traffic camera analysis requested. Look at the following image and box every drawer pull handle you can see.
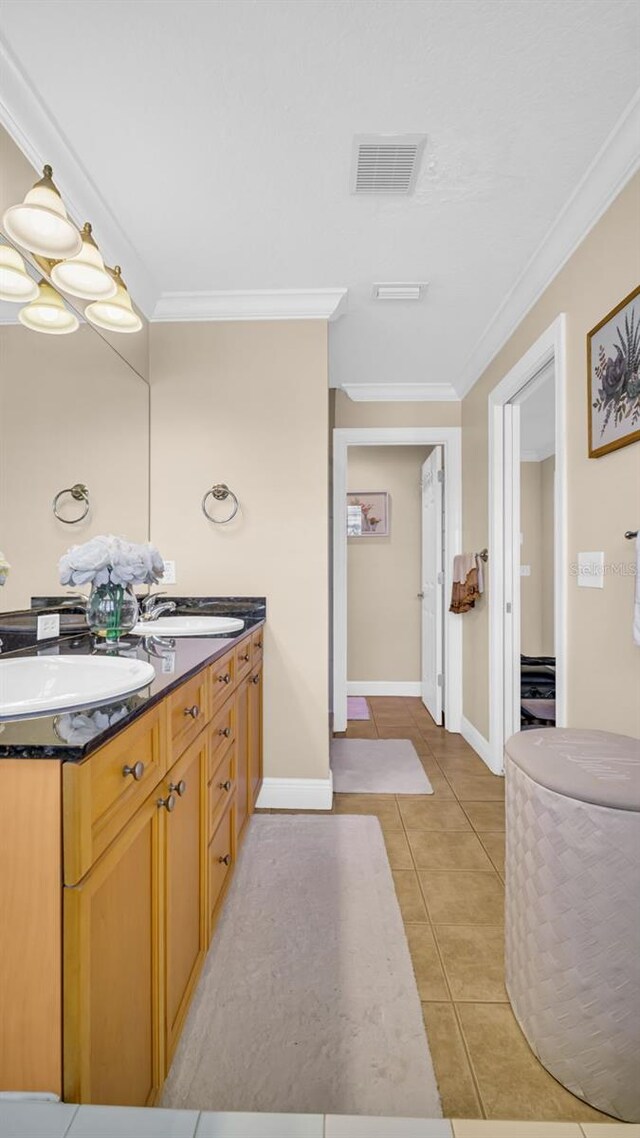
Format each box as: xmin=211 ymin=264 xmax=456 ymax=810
xmin=158 ymin=793 xmax=176 ymax=813
xmin=218 ymin=853 xmax=231 ymax=866
xmin=218 ymin=726 xmax=231 ymax=738
xmin=251 ymin=675 xmax=260 ymax=685
xmin=218 ymin=673 xmax=232 ymax=685
xmin=255 ymin=641 xmax=263 ymax=649
xmin=219 ymin=779 xmax=232 ymax=792
xmin=240 ymin=652 xmax=250 ymax=662
xmin=169 ymin=779 xmax=187 ymax=797
xmin=184 ymin=704 xmax=200 ymax=719
xmin=122 ymin=760 xmax=145 ymax=781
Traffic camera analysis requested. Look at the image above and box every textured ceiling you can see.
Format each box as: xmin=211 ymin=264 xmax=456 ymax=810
xmin=0 ymin=0 xmax=638 ymax=392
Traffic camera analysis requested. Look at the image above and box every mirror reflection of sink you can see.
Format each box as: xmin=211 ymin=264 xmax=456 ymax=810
xmin=0 ymin=656 xmax=156 ymax=720
xmin=131 ymin=616 xmax=244 ymax=637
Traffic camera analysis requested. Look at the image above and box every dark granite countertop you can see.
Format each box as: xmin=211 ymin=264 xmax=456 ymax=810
xmin=0 ymin=597 xmax=265 ymax=762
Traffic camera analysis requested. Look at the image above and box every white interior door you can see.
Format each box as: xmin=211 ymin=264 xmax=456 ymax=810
xmin=503 ymin=402 xmax=521 ymax=742
xmin=420 ymin=448 xmax=444 ymax=724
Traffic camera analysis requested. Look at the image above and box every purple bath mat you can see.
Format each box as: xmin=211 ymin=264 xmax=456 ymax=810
xmin=347 ymin=696 xmax=370 ymax=721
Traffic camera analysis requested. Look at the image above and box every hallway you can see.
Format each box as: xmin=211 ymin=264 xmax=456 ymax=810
xmin=333 ymin=697 xmax=610 ymax=1123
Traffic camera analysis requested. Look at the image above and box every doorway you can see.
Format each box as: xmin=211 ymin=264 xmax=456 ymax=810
xmin=488 ymin=316 xmax=567 ymax=771
xmin=332 ymin=426 xmax=462 ymax=735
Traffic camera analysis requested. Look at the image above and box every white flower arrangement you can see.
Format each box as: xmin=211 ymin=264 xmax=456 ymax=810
xmin=0 ymin=551 xmax=9 ymax=586
xmin=59 ymin=534 xmax=164 ymax=588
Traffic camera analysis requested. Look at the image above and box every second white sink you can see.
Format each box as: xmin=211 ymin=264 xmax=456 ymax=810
xmin=131 ymin=615 xmax=245 ymax=637
xmin=0 ymin=656 xmax=156 ymax=719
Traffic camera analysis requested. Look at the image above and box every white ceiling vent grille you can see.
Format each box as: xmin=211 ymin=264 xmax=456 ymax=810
xmin=351 ymin=134 xmax=427 ymax=195
xmin=373 ymin=282 xmax=428 ymax=301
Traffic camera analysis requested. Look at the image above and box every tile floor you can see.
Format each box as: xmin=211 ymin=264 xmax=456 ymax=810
xmin=328 ymin=696 xmax=614 ymax=1124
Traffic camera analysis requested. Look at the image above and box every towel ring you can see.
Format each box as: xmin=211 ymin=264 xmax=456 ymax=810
xmin=53 ymin=483 xmax=90 ymax=524
xmin=201 ymin=483 xmax=239 ymax=525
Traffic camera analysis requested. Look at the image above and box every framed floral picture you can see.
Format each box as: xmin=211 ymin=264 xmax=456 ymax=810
xmin=588 ymin=284 xmax=640 ymax=458
xmin=347 ymin=491 xmax=389 ymax=537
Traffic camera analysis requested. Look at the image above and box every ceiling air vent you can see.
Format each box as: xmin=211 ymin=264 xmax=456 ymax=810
xmin=351 ymin=134 xmax=427 ymax=195
xmin=373 ymin=282 xmax=428 ymax=301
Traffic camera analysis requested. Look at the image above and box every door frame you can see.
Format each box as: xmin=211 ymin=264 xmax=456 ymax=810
xmin=332 ymin=426 xmax=462 ymax=735
xmin=488 ymin=314 xmax=568 ymax=772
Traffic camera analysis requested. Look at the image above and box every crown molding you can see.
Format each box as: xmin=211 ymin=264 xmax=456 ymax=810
xmin=152 ymin=287 xmax=348 ymax=323
xmin=0 ymin=35 xmax=157 ymax=318
xmin=339 ymin=382 xmax=459 ymax=402
xmin=455 ymin=88 xmax=640 ymax=398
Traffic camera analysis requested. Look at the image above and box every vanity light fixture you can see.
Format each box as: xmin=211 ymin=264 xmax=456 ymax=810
xmin=84 ymin=265 xmax=142 ymax=333
xmin=0 ymin=244 xmax=38 ymax=302
xmin=2 ymin=165 xmax=82 ymax=260
xmin=50 ymin=222 xmax=116 ymax=301
xmin=19 ymin=279 xmax=79 ymax=335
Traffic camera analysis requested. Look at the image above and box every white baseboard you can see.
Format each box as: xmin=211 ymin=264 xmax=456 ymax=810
xmin=255 ymin=774 xmax=333 ymax=811
xmin=347 ymin=681 xmax=421 ymax=697
xmin=461 ymin=715 xmax=501 ymax=774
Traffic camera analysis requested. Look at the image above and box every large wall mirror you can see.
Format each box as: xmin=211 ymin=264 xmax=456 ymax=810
xmin=0 ymin=126 xmax=149 ymax=613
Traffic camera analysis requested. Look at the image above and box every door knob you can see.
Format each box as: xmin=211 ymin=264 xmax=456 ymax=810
xmin=219 ymin=779 xmax=232 ymax=792
xmin=157 ymin=793 xmax=176 ymax=813
xmin=169 ymin=779 xmax=187 ymax=796
xmin=218 ymin=854 xmax=231 ymax=866
xmin=417 ymin=592 xmax=424 ymax=599
xmin=122 ymin=760 xmax=145 ymax=781
xmin=218 ymin=726 xmax=231 ymax=738
xmin=184 ymin=704 xmax=200 ymax=718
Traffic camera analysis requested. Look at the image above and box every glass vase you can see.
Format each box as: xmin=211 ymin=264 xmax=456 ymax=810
xmin=87 ymin=581 xmax=139 ymax=645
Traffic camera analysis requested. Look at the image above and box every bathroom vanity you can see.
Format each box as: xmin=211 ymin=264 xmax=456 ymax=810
xmin=0 ymin=616 xmax=264 ymax=1107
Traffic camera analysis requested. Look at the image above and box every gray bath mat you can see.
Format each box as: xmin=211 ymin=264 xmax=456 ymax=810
xmin=331 ymin=738 xmax=433 ymax=794
xmin=161 ymin=815 xmax=441 ymax=1117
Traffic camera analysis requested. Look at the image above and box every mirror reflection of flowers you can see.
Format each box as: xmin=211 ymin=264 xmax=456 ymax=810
xmin=54 ymin=701 xmax=132 ymax=746
xmin=593 ymin=308 xmax=640 ymax=435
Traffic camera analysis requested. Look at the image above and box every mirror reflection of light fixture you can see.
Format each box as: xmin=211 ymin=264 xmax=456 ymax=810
xmin=19 ymin=279 xmax=79 ymax=335
xmin=2 ymin=165 xmax=82 ymax=260
xmin=50 ymin=222 xmax=116 ymax=301
xmin=0 ymin=244 xmax=39 ymax=302
xmin=85 ymin=265 xmax=142 ymax=333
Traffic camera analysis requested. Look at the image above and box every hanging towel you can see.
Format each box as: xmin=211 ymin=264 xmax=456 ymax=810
xmin=628 ymin=534 xmax=633 ymax=646
xmin=450 ymin=554 xmax=481 ymax=613
xmin=475 ymin=553 xmax=484 ymax=596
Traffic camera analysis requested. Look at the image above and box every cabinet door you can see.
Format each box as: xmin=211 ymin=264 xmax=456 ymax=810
xmin=235 ymin=677 xmax=249 ymax=841
xmin=63 ymin=793 xmax=161 ymax=1106
xmin=163 ymin=734 xmax=207 ymax=1066
xmin=248 ymin=667 xmax=263 ymax=810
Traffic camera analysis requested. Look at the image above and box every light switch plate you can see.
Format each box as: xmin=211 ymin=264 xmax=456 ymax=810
xmin=520 ymin=564 xmax=531 ymax=576
xmin=37 ymin=613 xmax=60 ymax=640
xmin=577 ymin=551 xmax=604 ymax=588
xmin=162 ymin=559 xmax=176 ymax=584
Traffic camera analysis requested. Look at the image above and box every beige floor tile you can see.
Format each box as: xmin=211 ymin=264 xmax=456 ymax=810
xmin=404 ymin=924 xmax=449 ymax=1000
xmin=434 ymin=751 xmax=491 ymax=777
xmin=446 ymin=774 xmax=505 ymax=801
xmin=419 ymin=871 xmax=504 ymax=925
xmin=407 ymin=830 xmax=494 ymax=871
xmin=457 ymin=1003 xmax=610 ymax=1121
xmin=477 ymin=832 xmax=505 ymax=876
xmin=460 ymin=801 xmax=505 ymax=832
xmin=421 ymin=1002 xmax=483 ymax=1119
xmin=398 ymin=798 xmax=472 ymax=831
xmin=419 ymin=753 xmax=442 ymax=776
xmin=392 ymin=870 xmax=429 ymax=922
xmin=344 ymin=721 xmax=379 ymax=739
xmin=371 ymin=710 xmax=417 ymax=727
xmin=383 ymin=827 xmax=414 ymax=869
xmin=333 ymin=793 xmax=402 ymax=830
xmin=434 ymin=925 xmax=507 ymax=1001
xmin=424 ymin=772 xmax=457 ymax=799
xmin=452 ymin=1123 xmax=584 ymax=1137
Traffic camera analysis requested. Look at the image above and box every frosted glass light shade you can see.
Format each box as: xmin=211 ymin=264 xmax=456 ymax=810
xmin=3 ymin=166 xmax=82 ymax=260
xmin=51 ymin=222 xmax=117 ymax=300
xmin=85 ymin=265 xmax=142 ymax=333
xmin=0 ymin=244 xmax=38 ymax=302
xmin=19 ymin=280 xmax=79 ymax=335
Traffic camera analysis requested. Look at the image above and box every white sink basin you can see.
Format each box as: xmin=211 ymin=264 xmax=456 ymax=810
xmin=0 ymin=656 xmax=156 ymax=719
xmin=131 ymin=616 xmax=244 ymax=637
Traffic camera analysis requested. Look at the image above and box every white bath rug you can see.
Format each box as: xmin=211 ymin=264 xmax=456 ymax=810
xmin=331 ymin=738 xmax=433 ymax=794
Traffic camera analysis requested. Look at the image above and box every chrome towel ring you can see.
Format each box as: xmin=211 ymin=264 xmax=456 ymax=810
xmin=53 ymin=483 xmax=90 ymax=524
xmin=202 ymin=483 xmax=239 ymax=525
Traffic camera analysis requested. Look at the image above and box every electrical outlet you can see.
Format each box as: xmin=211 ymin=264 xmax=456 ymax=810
xmin=162 ymin=559 xmax=176 ymax=585
xmin=37 ymin=613 xmax=60 ymax=641
xmin=520 ymin=564 xmax=531 ymax=577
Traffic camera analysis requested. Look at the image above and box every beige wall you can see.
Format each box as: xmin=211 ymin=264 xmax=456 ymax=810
xmin=347 ymin=446 xmax=431 ymax=682
xmin=334 ymin=390 xmax=461 ymax=428
xmin=463 ymin=173 xmax=640 ymax=739
xmin=149 ymin=321 xmax=329 ymax=783
xmin=0 ymin=324 xmax=149 ymax=611
xmin=520 ymin=458 xmax=555 ymax=658
xmin=541 ymin=456 xmax=555 ymax=655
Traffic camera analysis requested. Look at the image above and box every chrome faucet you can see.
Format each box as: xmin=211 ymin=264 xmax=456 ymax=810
xmin=140 ymin=591 xmax=177 ymax=622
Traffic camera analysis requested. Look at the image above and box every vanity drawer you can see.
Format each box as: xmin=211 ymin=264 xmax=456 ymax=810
xmin=168 ymin=669 xmax=209 ymax=761
xmin=251 ymin=628 xmax=264 ymax=667
xmin=63 ymin=705 xmax=165 ymax=885
xmin=208 ymin=746 xmax=235 ymax=836
xmin=235 ymin=637 xmax=252 ymax=681
xmin=208 ymin=803 xmax=235 ymax=932
xmin=208 ymin=694 xmax=236 ymax=778
xmin=209 ymin=650 xmax=236 ymax=714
